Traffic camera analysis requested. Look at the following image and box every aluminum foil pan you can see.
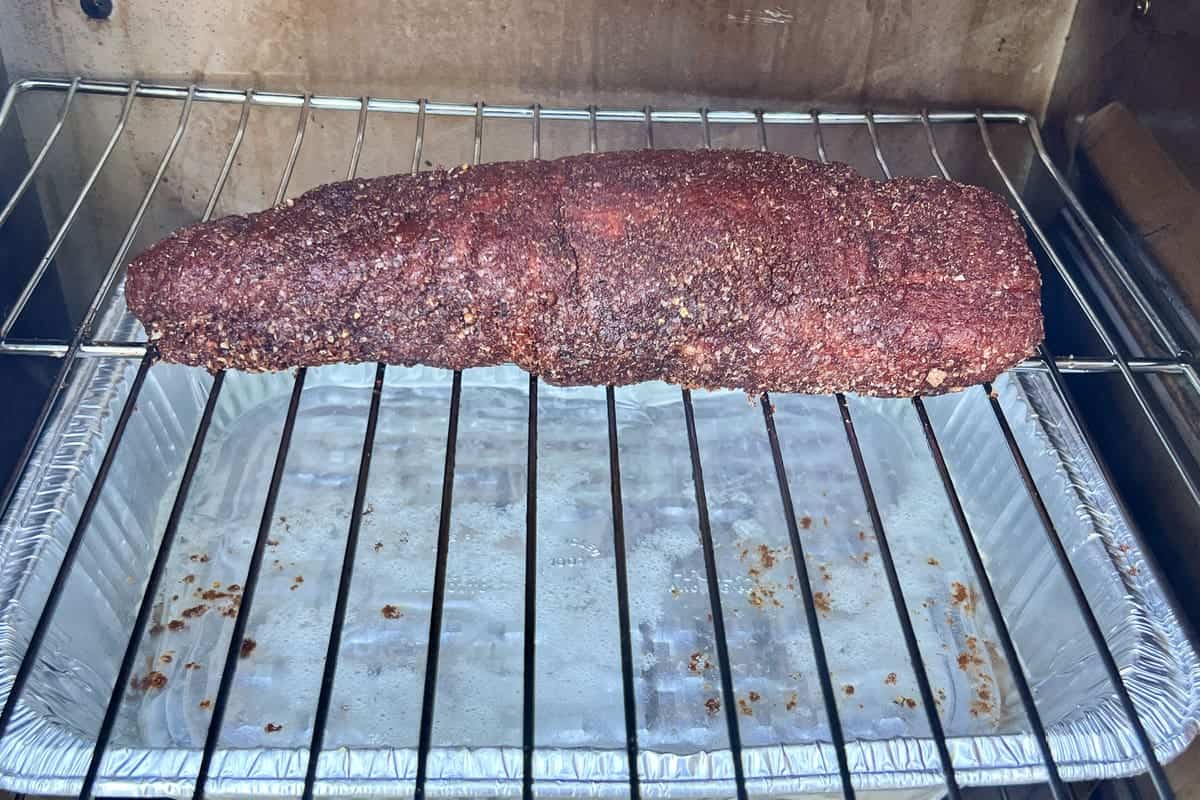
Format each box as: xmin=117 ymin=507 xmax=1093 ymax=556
xmin=0 ymin=309 xmax=1197 ymax=797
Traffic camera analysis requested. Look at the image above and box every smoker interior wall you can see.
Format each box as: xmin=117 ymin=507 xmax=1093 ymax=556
xmin=1042 ymin=0 xmax=1200 ymax=638
xmin=0 ymin=56 xmax=67 ymax=511
xmin=2 ymin=1 xmax=1076 ymax=110
xmin=0 ymin=0 xmax=1065 ymax=327
xmin=1045 ymin=0 xmax=1200 ymax=188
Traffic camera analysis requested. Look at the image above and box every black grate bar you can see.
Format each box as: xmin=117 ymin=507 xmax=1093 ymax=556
xmin=833 ymin=124 xmax=967 ymax=795
xmin=1055 ymin=210 xmax=1200 ymax=390
xmin=984 ymin=382 xmax=1173 ymax=799
xmin=522 ymin=107 xmax=540 ymax=800
xmin=78 ymin=371 xmax=227 ymax=799
xmin=832 ymin=393 xmax=961 ymax=799
xmin=1039 ymin=339 xmax=1200 ymax=643
xmin=668 ymin=114 xmax=746 ymax=800
xmin=300 ymin=97 xmax=377 ymax=800
xmin=921 ymin=110 xmax=1118 ymax=796
xmin=192 ymin=95 xmax=313 ymax=800
xmin=0 ymin=351 xmax=154 ymax=745
xmin=1023 ymin=121 xmax=1184 ymax=358
xmin=916 ymin=120 xmax=1104 ymax=800
xmin=918 ymin=112 xmax=1172 ymax=798
xmin=0 ymin=84 xmax=201 ymax=750
xmin=681 ymin=389 xmax=749 ymax=800
xmin=758 ymin=396 xmax=856 ymax=800
xmin=191 ymin=368 xmax=308 ymax=800
xmin=605 ymin=386 xmax=642 ymax=800
xmin=975 ymin=113 xmax=1200 ymax=511
xmin=301 ymin=362 xmax=386 ymax=800
xmin=926 ymin=125 xmax=1099 ymax=800
xmin=912 ymin=397 xmax=1069 ymax=800
xmin=0 ymin=77 xmax=79 ymax=229
xmin=814 ymin=117 xmax=967 ymax=787
xmin=597 ymin=106 xmax=642 ymax=800
xmin=522 ymin=373 xmax=539 ymax=800
xmin=1 ymin=81 xmax=139 ymax=339
xmin=0 ymin=85 xmax=202 ymax=532
xmin=75 ymin=86 xmax=252 ymax=797
xmin=0 ymin=84 xmax=200 ymax=518
xmin=412 ymin=370 xmax=464 ymax=800
xmin=752 ymin=114 xmax=855 ymax=798
xmin=416 ymin=102 xmax=479 ymax=800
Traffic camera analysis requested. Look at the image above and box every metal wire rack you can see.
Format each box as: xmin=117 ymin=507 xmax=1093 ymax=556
xmin=0 ymin=76 xmax=1196 ymax=800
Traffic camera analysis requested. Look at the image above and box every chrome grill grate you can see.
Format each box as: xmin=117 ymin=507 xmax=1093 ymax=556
xmin=0 ymin=77 xmax=1196 ymax=800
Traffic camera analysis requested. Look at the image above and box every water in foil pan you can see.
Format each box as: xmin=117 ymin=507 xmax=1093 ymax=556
xmin=0 ymin=344 xmax=1196 ymax=797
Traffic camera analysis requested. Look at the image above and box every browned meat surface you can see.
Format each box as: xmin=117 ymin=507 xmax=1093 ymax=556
xmin=125 ymin=149 xmax=1042 ymax=396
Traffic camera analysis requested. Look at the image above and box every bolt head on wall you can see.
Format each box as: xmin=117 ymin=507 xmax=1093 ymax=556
xmin=81 ymin=0 xmax=113 ymax=20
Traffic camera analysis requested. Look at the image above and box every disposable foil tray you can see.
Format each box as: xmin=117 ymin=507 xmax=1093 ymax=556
xmin=0 ymin=335 xmax=1196 ymax=797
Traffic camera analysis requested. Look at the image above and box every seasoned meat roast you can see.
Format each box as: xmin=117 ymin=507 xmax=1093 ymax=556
xmin=125 ymin=149 xmax=1042 ymax=396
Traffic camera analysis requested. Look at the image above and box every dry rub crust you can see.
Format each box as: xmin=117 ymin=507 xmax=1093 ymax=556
xmin=125 ymin=149 xmax=1043 ymax=396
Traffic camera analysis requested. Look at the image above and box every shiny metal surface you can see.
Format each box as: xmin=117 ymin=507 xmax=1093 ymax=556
xmin=0 ymin=83 xmax=138 ymax=340
xmin=976 ymin=115 xmax=1200 ymax=512
xmin=0 ymin=360 xmax=1196 ymax=798
xmin=0 ymin=77 xmax=1197 ymax=800
xmin=0 ymin=78 xmax=79 ymax=231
